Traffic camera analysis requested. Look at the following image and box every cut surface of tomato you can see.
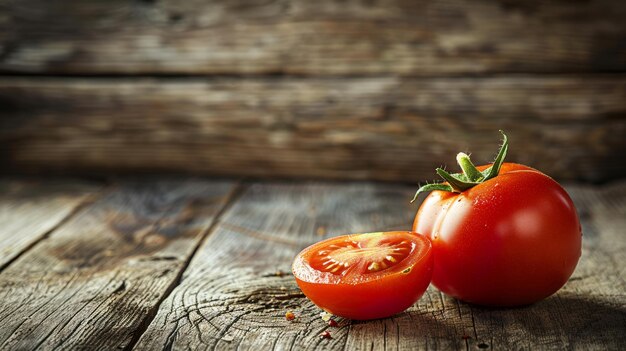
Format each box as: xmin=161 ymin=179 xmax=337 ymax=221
xmin=293 ymin=231 xmax=432 ymax=320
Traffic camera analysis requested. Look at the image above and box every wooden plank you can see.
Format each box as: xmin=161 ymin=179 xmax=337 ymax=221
xmin=0 ymin=179 xmax=237 ymax=350
xmin=1 ymin=76 xmax=625 ymax=183
xmin=0 ymin=0 xmax=624 ymax=75
xmin=0 ymin=179 xmax=96 ymax=270
xmin=132 ymin=182 xmax=448 ymax=350
xmin=134 ymin=181 xmax=626 ymax=350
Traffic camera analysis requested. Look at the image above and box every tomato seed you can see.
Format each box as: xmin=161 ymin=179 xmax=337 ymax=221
xmin=367 ymin=262 xmax=381 ymax=272
xmin=385 ymin=255 xmax=397 ymax=262
xmin=285 ymin=311 xmax=296 ymax=321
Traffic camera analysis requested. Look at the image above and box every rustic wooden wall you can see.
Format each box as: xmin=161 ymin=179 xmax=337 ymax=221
xmin=1 ymin=0 xmax=625 ymax=183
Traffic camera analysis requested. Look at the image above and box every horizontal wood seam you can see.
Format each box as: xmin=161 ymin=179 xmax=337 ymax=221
xmin=1 ymin=72 xmax=626 ymax=79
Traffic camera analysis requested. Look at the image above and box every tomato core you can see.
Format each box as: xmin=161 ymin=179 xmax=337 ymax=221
xmin=309 ymin=234 xmax=413 ymax=275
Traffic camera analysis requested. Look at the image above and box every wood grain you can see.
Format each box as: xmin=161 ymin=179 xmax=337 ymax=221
xmin=133 ymin=182 xmax=433 ymax=350
xmin=134 ymin=181 xmax=626 ymax=350
xmin=0 ymin=0 xmax=624 ymax=75
xmin=0 ymin=179 xmax=237 ymax=350
xmin=0 ymin=179 xmax=96 ymax=271
xmin=1 ymin=76 xmax=625 ymax=183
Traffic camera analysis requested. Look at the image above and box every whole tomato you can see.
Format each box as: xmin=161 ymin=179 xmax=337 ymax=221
xmin=412 ymin=132 xmax=582 ymax=306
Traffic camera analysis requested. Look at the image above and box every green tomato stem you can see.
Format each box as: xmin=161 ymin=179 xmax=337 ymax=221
xmin=410 ymin=130 xmax=509 ymax=203
xmin=456 ymin=152 xmax=484 ymax=183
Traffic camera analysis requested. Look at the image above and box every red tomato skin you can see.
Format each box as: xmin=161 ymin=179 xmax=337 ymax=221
xmin=293 ymin=233 xmax=433 ymax=320
xmin=413 ymin=163 xmax=582 ymax=306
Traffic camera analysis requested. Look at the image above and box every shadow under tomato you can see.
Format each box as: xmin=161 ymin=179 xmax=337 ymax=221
xmin=462 ymin=294 xmax=626 ymax=348
xmin=347 ymin=309 xmax=465 ymax=349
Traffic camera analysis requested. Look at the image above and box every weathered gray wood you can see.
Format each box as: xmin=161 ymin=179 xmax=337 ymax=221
xmin=0 ymin=179 xmax=96 ymax=270
xmin=132 ymin=182 xmax=446 ymax=350
xmin=0 ymin=179 xmax=237 ymax=350
xmin=0 ymin=0 xmax=624 ymax=75
xmin=134 ymin=181 xmax=626 ymax=350
xmin=1 ymin=76 xmax=625 ymax=183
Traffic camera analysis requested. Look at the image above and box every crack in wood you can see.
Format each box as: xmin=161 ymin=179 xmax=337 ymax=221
xmin=121 ymin=182 xmax=245 ymax=351
xmin=111 ymin=280 xmax=127 ymax=295
xmin=0 ymin=184 xmax=102 ymax=273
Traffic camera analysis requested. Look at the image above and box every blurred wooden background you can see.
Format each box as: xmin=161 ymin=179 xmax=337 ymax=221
xmin=1 ymin=0 xmax=625 ymax=183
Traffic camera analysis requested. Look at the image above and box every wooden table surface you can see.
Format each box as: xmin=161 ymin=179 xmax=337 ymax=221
xmin=0 ymin=177 xmax=624 ymax=350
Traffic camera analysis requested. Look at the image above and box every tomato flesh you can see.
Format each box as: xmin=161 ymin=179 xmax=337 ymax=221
xmin=413 ymin=163 xmax=582 ymax=306
xmin=293 ymin=231 xmax=432 ymax=320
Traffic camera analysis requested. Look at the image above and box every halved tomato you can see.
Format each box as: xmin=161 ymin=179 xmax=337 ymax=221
xmin=292 ymin=231 xmax=432 ymax=320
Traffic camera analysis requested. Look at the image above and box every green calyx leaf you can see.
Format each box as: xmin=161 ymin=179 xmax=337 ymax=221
xmin=410 ymin=183 xmax=453 ymax=203
xmin=411 ymin=130 xmax=509 ymax=203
